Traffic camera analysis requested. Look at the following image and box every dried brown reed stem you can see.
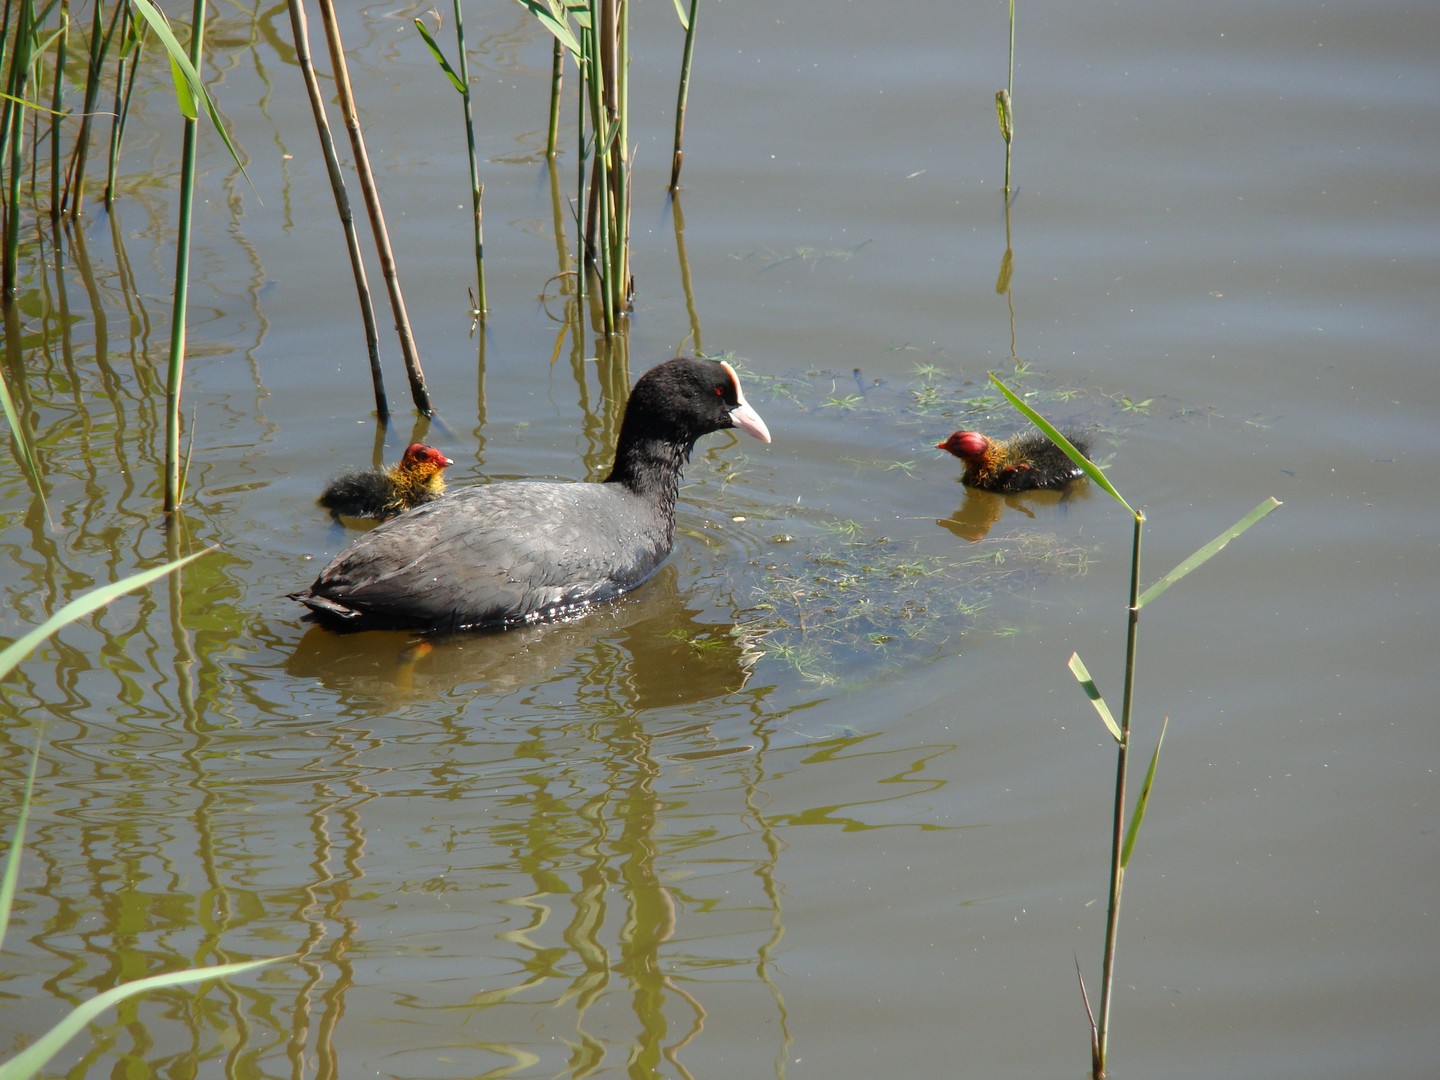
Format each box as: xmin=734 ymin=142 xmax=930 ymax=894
xmin=316 ymin=0 xmax=432 ymax=416
xmin=286 ymin=0 xmax=389 ymax=422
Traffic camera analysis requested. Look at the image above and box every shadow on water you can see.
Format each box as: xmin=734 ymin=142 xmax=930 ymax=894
xmin=936 ymin=480 xmax=1095 ymax=542
xmin=284 ymin=564 xmax=761 ymax=711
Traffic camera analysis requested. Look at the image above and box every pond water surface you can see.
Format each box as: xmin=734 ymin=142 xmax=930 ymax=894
xmin=3 ymin=1 xmax=1437 ymax=1078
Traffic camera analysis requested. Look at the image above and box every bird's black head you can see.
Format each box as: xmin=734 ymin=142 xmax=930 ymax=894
xmin=621 ymin=357 xmax=771 ymax=448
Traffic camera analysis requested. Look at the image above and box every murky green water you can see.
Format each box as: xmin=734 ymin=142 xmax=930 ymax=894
xmin=3 ymin=1 xmax=1437 ymax=1077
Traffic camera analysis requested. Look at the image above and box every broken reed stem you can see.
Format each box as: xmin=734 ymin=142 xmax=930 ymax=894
xmin=286 ymin=0 xmax=389 ymax=422
xmin=316 ymin=0 xmax=432 ymax=416
xmin=669 ymin=0 xmax=699 ymax=191
xmin=547 ymin=36 xmax=562 ymax=158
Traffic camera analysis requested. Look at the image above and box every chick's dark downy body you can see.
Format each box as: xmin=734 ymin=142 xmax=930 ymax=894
xmin=318 ymin=442 xmax=454 ymax=520
xmin=937 ymin=429 xmax=1091 ymax=493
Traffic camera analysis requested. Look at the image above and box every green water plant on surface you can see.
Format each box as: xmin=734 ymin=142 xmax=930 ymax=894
xmin=988 ymin=374 xmax=1281 ymax=1080
xmin=0 ymin=555 xmax=284 ymax=1080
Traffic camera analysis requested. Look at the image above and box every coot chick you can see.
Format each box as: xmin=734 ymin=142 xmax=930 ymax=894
xmin=291 ymin=357 xmax=771 ymax=632
xmin=318 ymin=442 xmax=454 ymax=520
xmin=937 ymin=429 xmax=1091 ymax=493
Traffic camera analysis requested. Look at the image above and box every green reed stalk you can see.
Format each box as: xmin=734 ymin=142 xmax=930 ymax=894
xmin=590 ymin=0 xmax=629 ymax=334
xmin=46 ymin=0 xmax=65 ymax=220
xmin=518 ymin=0 xmax=632 ymax=333
xmin=3 ymin=0 xmax=35 ymax=299
xmin=414 ymin=6 xmax=486 ymax=318
xmin=590 ymin=112 xmax=615 ymax=335
xmin=574 ymin=16 xmax=585 ymax=304
xmin=669 ymin=0 xmax=698 ymax=191
xmin=997 ymin=0 xmax=1015 ymax=194
xmin=452 ymin=1 xmax=485 ymax=319
xmin=990 ymin=374 xmax=1280 ymax=1079
xmin=0 ymin=0 xmax=20 ymax=171
xmin=163 ymin=0 xmax=205 ymax=513
xmin=1090 ymin=506 xmax=1143 ymax=1076
xmin=547 ymin=35 xmax=562 ymax=157
xmin=105 ymin=7 xmax=140 ymax=209
xmin=0 ymin=0 xmax=19 ymax=175
xmin=64 ymin=0 xmax=124 ymax=218
xmin=613 ymin=0 xmax=630 ymax=308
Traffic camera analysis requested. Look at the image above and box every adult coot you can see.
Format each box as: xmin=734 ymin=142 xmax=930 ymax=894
xmin=292 ymin=357 xmax=771 ymax=631
xmin=937 ymin=428 xmax=1090 ymax=493
xmin=318 ymin=442 xmax=454 ymax=520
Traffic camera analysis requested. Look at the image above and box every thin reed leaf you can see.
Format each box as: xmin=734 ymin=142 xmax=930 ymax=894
xmin=1138 ymin=497 xmax=1282 ymax=608
xmin=1075 ymin=954 xmax=1101 ymax=1076
xmin=425 ymin=2 xmax=488 ymax=317
xmin=0 ymin=555 xmax=280 ymax=1080
xmin=0 ymin=551 xmax=211 ymax=680
xmin=0 ymin=742 xmax=42 ymax=956
xmin=0 ymin=957 xmax=281 ymax=1079
xmin=126 ymin=0 xmax=251 ymax=189
xmin=1068 ymin=652 xmax=1123 ymax=744
xmin=0 ymin=365 xmax=49 ymax=524
xmin=1120 ymin=716 xmax=1168 ymax=868
xmin=514 ymin=0 xmax=581 ymax=57
xmin=671 ymin=0 xmax=690 ymax=30
xmin=990 ymin=373 xmax=1135 ymax=516
xmin=0 ymin=91 xmax=63 ymax=112
xmin=107 ymin=8 xmax=144 ymax=207
xmin=0 ymin=369 xmax=36 ymax=477
xmin=413 ymin=19 xmax=465 ymax=92
xmin=31 ymin=27 xmax=68 ymax=61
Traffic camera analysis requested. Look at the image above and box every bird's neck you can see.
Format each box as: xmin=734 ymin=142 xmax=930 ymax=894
xmin=606 ymin=435 xmax=693 ymax=512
